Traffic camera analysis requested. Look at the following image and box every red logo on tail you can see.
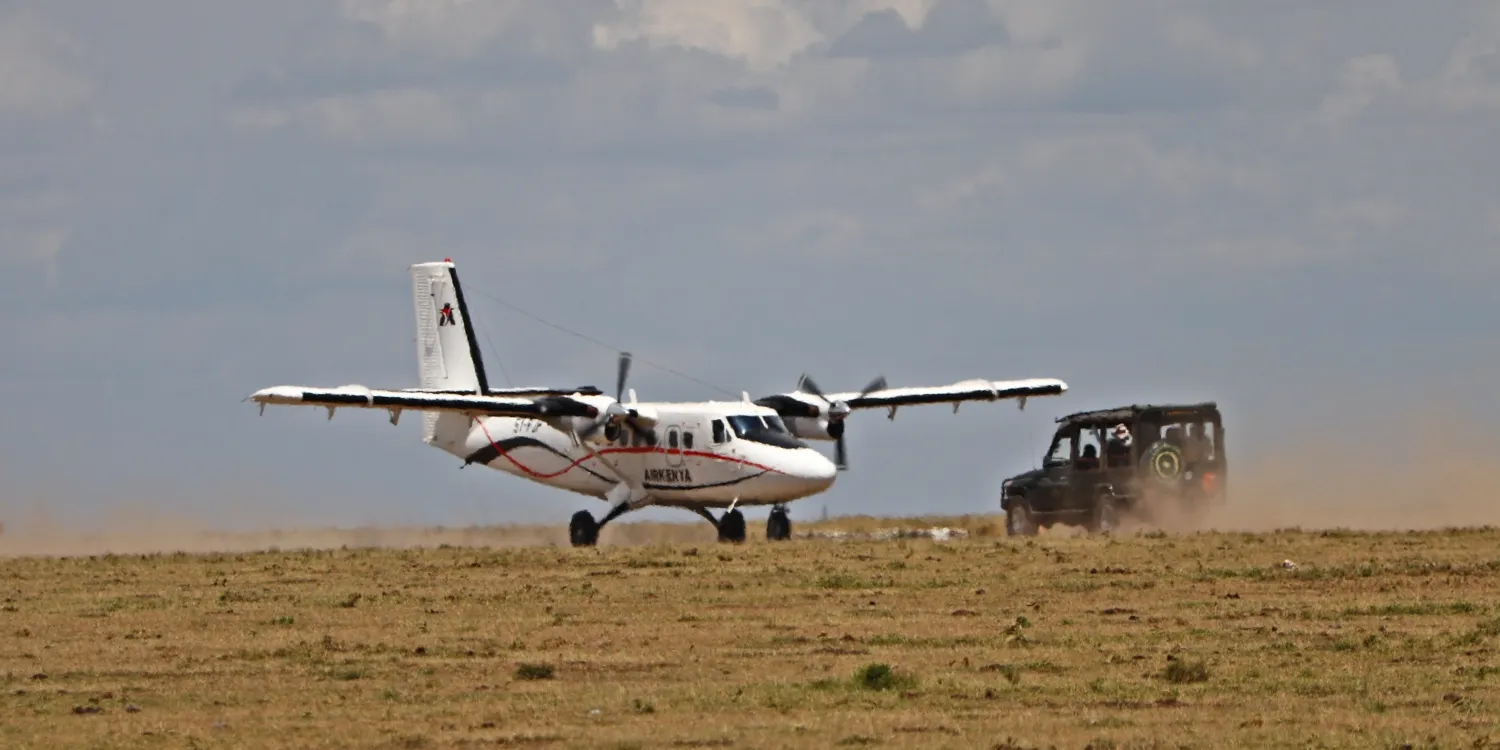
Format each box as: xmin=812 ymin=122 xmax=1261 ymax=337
xmin=438 ymin=303 xmax=456 ymax=326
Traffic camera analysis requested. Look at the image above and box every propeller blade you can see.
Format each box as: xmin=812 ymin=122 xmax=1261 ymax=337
xmin=577 ymin=417 xmax=604 ymax=441
xmin=616 ymin=351 xmax=632 ymax=402
xmin=858 ymin=375 xmax=887 ymax=397
xmin=835 ymin=434 xmax=848 ymax=470
xmin=797 ymin=373 xmax=824 ymax=400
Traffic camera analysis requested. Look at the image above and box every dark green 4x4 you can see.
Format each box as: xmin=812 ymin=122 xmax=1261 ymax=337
xmin=1001 ymin=402 xmax=1227 ymax=536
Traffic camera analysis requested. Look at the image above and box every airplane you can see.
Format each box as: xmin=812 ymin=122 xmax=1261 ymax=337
xmin=247 ymin=260 xmax=1069 ymax=546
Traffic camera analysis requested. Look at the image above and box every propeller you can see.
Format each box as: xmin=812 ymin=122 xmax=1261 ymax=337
xmin=577 ymin=351 xmax=646 ymax=443
xmin=797 ymin=373 xmax=887 ymax=470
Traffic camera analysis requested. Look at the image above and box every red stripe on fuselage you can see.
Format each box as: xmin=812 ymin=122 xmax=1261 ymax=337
xmin=473 ymin=419 xmax=781 ymax=481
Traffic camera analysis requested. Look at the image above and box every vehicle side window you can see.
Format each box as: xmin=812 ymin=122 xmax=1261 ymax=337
xmin=1048 ymin=434 xmax=1074 ymax=464
xmin=683 ymin=431 xmax=694 ymax=449
xmin=1185 ymin=421 xmax=1215 ymax=461
xmin=1077 ymin=428 xmax=1101 ymax=469
xmin=712 ymin=419 xmax=727 ymax=443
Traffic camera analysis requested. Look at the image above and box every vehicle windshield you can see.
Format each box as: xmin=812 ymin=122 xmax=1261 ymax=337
xmin=725 ymin=414 xmax=805 ymax=449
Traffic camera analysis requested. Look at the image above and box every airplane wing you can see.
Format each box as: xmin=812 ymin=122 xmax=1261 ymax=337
xmin=247 ymin=384 xmax=599 ymax=421
xmin=828 ymin=378 xmax=1066 ymax=412
xmin=755 ymin=377 xmax=1067 ymax=419
xmin=753 ymin=376 xmax=1067 ymax=469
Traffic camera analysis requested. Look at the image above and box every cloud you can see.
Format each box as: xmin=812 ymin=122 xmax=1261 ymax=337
xmin=592 ymin=0 xmax=826 ymax=71
xmin=725 ymin=209 xmax=864 ymax=259
xmin=1312 ymin=54 xmax=1403 ymax=126
xmin=1435 ymin=14 xmax=1500 ymax=113
xmin=0 ymin=227 xmax=68 ymax=286
xmin=231 ymin=87 xmax=470 ymax=146
xmin=1163 ymin=14 xmax=1260 ymax=73
xmin=0 ymin=172 xmax=74 ymax=289
xmin=339 ymin=0 xmax=529 ymax=57
xmin=828 ymin=0 xmax=1006 ymax=59
xmin=918 ymin=131 xmax=1276 ymax=213
xmin=0 ymin=10 xmax=93 ymax=120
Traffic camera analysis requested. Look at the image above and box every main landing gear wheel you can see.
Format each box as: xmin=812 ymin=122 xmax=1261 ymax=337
xmin=689 ymin=507 xmax=749 ymax=544
xmin=569 ymin=510 xmax=599 ymax=547
xmin=568 ymin=503 xmax=633 ymax=548
xmin=718 ymin=509 xmax=747 ymax=544
xmin=766 ymin=506 xmax=792 ymax=541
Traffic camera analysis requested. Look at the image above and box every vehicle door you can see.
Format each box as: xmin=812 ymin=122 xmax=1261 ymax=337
xmin=1065 ymin=426 xmax=1106 ymax=511
xmin=1027 ymin=430 xmax=1075 ymax=513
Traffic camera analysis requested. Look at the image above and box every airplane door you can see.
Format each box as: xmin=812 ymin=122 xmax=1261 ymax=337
xmin=664 ymin=426 xmax=684 ymax=467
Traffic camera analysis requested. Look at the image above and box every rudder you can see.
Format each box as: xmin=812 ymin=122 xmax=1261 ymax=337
xmin=411 ymin=260 xmax=490 ymax=447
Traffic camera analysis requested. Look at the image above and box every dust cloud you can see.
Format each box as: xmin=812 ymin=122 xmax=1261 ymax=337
xmin=3 ymin=403 xmax=1495 ymax=557
xmin=1161 ymin=405 xmax=1499 ymax=533
xmin=0 ymin=511 xmax=723 ymax=558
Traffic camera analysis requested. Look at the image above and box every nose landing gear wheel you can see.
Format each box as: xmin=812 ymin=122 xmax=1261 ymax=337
xmin=766 ymin=506 xmax=792 ymax=541
xmin=718 ymin=509 xmax=747 ymax=544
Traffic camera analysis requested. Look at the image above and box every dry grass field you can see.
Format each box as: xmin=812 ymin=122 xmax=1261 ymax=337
xmin=4 ymin=516 xmax=1500 ymax=749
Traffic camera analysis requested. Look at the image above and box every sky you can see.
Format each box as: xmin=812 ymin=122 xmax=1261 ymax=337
xmin=2 ymin=0 xmax=1498 ymax=533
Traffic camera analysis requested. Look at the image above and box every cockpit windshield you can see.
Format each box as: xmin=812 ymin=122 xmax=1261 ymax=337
xmin=726 ymin=415 xmax=765 ymax=438
xmin=725 ymin=413 xmax=804 ymax=449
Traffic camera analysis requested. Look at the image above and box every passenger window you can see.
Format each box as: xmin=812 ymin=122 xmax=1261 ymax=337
xmin=668 ymin=431 xmax=679 ymax=449
xmin=712 ymin=419 xmax=726 ymax=443
xmin=683 ymin=431 xmax=694 ymax=449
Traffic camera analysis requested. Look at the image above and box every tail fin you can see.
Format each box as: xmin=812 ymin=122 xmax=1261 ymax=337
xmin=411 ymin=260 xmax=490 ymax=447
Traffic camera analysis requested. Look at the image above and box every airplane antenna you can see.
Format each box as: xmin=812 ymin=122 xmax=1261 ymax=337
xmin=469 ymin=304 xmax=514 ymax=387
xmin=467 ymin=286 xmax=738 ymax=398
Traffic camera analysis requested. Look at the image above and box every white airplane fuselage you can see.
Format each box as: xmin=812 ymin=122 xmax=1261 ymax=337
xmin=439 ymin=400 xmax=839 ymax=509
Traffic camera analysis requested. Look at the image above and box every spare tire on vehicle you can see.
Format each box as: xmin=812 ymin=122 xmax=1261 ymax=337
xmin=1140 ymin=441 xmax=1185 ymax=485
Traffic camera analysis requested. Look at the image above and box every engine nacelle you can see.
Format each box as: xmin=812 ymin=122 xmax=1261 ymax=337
xmin=567 ymin=402 xmax=662 ymax=446
xmin=545 ymin=413 xmax=603 ymax=438
xmin=785 ymin=416 xmax=840 ymax=441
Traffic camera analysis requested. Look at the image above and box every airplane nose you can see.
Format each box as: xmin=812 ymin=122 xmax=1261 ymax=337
xmin=799 ymin=449 xmax=838 ymax=487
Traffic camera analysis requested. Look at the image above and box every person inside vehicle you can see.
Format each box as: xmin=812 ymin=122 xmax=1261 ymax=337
xmin=1105 ymin=424 xmax=1131 ymax=466
xmin=1077 ymin=443 xmax=1100 ymax=470
xmin=1184 ymin=423 xmax=1214 ymax=464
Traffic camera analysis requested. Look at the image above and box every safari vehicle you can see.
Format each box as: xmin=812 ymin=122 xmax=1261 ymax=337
xmin=1000 ymin=402 xmax=1226 ymax=535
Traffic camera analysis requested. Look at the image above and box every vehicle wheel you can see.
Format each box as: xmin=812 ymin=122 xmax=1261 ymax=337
xmin=1089 ymin=497 xmax=1119 ymax=535
xmin=766 ymin=508 xmax=792 ymax=541
xmin=718 ymin=509 xmax=747 ymax=543
xmin=568 ymin=510 xmax=599 ymax=547
xmin=1006 ymin=503 xmax=1037 ymax=536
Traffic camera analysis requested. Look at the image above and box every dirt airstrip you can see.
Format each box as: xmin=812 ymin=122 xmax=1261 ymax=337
xmin=3 ymin=514 xmax=1500 ymax=749
xmin=2 ymin=411 xmax=1497 ymax=747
